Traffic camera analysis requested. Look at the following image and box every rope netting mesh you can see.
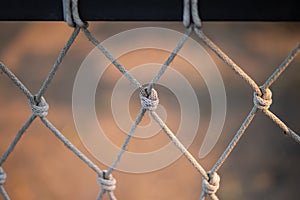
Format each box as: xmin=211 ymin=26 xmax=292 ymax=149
xmin=0 ymin=0 xmax=299 ymax=199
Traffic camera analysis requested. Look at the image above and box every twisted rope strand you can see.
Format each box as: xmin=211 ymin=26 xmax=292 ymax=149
xmin=36 ymin=27 xmax=80 ymax=102
xmin=106 ymin=108 xmax=146 ymax=176
xmin=286 ymin=128 xmax=300 ymax=144
xmin=183 ymin=0 xmax=202 ymax=27
xmin=183 ymin=0 xmax=190 ymax=27
xmin=194 ymin=28 xmax=262 ymax=96
xmin=150 ymin=111 xmax=209 ymax=179
xmin=0 ymin=62 xmax=34 ymax=103
xmin=40 ymin=117 xmax=103 ymax=175
xmin=191 ymin=0 xmax=202 ymax=28
xmin=100 ymin=109 xmax=146 ymax=199
xmin=262 ymin=43 xmax=300 ymax=91
xmin=0 ymin=186 xmax=10 ymax=200
xmin=82 ymin=28 xmax=142 ymax=89
xmin=63 ymin=0 xmax=86 ymax=27
xmin=147 ymin=26 xmax=193 ymax=92
xmin=263 ymin=110 xmax=300 ymax=143
xmin=211 ymin=106 xmax=258 ymax=173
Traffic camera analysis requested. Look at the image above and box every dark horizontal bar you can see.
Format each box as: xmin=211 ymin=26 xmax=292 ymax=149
xmin=0 ymin=0 xmax=299 ymax=21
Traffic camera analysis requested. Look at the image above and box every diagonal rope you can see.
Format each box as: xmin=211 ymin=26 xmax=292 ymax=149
xmin=35 ymin=27 xmax=80 ymax=102
xmin=40 ymin=117 xmax=103 ymax=175
xmin=63 ymin=0 xmax=87 ymax=27
xmin=263 ymin=109 xmax=300 ymax=143
xmin=0 ymin=1 xmax=299 ymax=199
xmin=0 ymin=62 xmax=34 ymax=103
xmin=150 ymin=111 xmax=209 ymax=179
xmin=147 ymin=26 xmax=193 ymax=92
xmin=183 ymin=0 xmax=202 ymax=28
xmin=81 ymin=27 xmax=142 ymax=89
xmin=262 ymin=43 xmax=300 ymax=91
xmin=194 ymin=28 xmax=262 ymax=96
xmin=0 ymin=115 xmax=36 ymax=165
xmin=0 ymin=186 xmax=10 ymax=200
xmin=106 ymin=108 xmax=146 ymax=176
xmin=211 ymin=106 xmax=258 ymax=173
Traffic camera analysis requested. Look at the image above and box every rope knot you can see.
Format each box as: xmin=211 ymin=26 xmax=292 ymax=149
xmin=30 ymin=96 xmax=49 ymax=117
xmin=202 ymin=172 xmax=220 ymax=195
xmin=97 ymin=171 xmax=116 ymax=192
xmin=0 ymin=167 xmax=7 ymax=185
xmin=253 ymin=88 xmax=272 ymax=110
xmin=139 ymin=87 xmax=159 ymax=111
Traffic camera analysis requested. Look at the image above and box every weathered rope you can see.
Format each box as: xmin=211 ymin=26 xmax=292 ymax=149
xmin=82 ymin=27 xmax=142 ymax=89
xmin=0 ymin=185 xmax=10 ymax=200
xmin=183 ymin=0 xmax=202 ymax=28
xmin=0 ymin=62 xmax=34 ymax=102
xmin=106 ymin=108 xmax=146 ymax=176
xmin=262 ymin=43 xmax=300 ymax=91
xmin=36 ymin=27 xmax=80 ymax=102
xmin=0 ymin=1 xmax=299 ymax=199
xmin=40 ymin=117 xmax=103 ymax=175
xmin=147 ymin=26 xmax=193 ymax=92
xmin=194 ymin=28 xmax=262 ymax=96
xmin=63 ymin=0 xmax=87 ymax=27
xmin=0 ymin=24 xmax=107 ymax=200
xmin=0 ymin=115 xmax=36 ymax=166
xmin=150 ymin=111 xmax=209 ymax=179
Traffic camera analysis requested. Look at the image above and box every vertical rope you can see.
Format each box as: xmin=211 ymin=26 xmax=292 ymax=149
xmin=194 ymin=28 xmax=262 ymax=96
xmin=82 ymin=28 xmax=142 ymax=90
xmin=147 ymin=26 xmax=192 ymax=92
xmin=183 ymin=0 xmax=202 ymax=28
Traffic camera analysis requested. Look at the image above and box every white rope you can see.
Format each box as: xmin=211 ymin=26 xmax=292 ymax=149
xmin=183 ymin=0 xmax=202 ymax=27
xmin=63 ymin=0 xmax=87 ymax=27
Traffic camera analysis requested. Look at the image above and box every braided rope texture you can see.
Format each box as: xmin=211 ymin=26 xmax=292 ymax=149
xmin=0 ymin=1 xmax=299 ymax=199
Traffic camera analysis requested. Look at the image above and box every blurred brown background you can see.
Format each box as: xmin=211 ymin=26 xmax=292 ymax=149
xmin=0 ymin=22 xmax=299 ymax=199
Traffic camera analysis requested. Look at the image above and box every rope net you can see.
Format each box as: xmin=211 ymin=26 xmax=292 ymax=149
xmin=0 ymin=0 xmax=299 ymax=199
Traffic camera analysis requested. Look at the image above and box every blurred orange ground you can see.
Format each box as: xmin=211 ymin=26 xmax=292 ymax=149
xmin=0 ymin=22 xmax=299 ymax=200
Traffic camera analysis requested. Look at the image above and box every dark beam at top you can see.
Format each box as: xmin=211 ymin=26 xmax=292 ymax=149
xmin=0 ymin=0 xmax=299 ymax=21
